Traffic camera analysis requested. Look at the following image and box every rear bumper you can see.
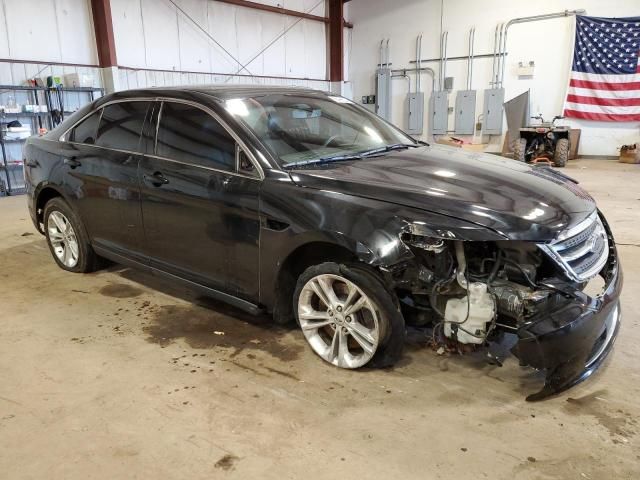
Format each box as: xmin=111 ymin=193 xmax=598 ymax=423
xmin=512 ymin=237 xmax=622 ymax=401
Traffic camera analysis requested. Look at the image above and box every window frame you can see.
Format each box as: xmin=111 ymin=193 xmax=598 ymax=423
xmin=93 ymin=100 xmax=153 ymax=153
xmin=67 ymin=109 xmax=103 ymax=145
xmin=150 ymin=99 xmax=263 ymax=180
xmin=60 ymin=97 xmax=264 ymax=181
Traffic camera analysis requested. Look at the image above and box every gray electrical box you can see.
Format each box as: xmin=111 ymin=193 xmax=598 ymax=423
xmin=430 ymin=92 xmax=449 ymax=135
xmin=443 ymin=76 xmax=454 ymax=91
xmin=406 ymin=92 xmax=424 ymax=135
xmin=375 ymin=68 xmax=392 ymax=121
xmin=454 ymin=90 xmax=476 ymax=135
xmin=483 ymin=88 xmax=505 ymax=135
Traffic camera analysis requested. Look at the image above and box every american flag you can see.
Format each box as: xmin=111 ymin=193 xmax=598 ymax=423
xmin=564 ymin=15 xmax=640 ymax=122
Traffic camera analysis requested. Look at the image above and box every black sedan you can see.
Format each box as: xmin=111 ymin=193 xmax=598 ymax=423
xmin=24 ymin=86 xmax=622 ymax=400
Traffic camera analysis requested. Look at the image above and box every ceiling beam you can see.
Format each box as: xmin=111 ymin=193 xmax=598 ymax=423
xmin=212 ymin=0 xmax=353 ymax=28
xmin=90 ymin=0 xmax=117 ymax=68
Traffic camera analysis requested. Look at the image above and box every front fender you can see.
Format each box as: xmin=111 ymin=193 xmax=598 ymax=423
xmin=259 ymin=178 xmax=505 ymax=308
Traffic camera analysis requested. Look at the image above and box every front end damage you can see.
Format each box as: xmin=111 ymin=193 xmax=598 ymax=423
xmin=384 ymin=211 xmax=622 ymax=401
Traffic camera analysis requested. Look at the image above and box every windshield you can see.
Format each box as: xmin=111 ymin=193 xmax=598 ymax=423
xmin=224 ymin=93 xmax=416 ymax=168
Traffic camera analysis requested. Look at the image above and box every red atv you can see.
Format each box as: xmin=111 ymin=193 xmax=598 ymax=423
xmin=513 ymin=115 xmax=570 ymax=168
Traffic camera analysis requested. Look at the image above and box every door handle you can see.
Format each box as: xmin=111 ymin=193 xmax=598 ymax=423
xmin=143 ymin=171 xmax=170 ymax=187
xmin=64 ymin=157 xmax=81 ymax=169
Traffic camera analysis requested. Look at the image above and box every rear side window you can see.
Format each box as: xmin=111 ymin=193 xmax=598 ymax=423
xmin=156 ymin=102 xmax=235 ymax=171
xmin=95 ymin=101 xmax=151 ymax=152
xmin=70 ymin=111 xmax=100 ymax=144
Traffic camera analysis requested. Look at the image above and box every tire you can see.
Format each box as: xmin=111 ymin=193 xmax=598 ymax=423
xmin=554 ymin=138 xmax=569 ymax=168
xmin=293 ymin=262 xmax=405 ymax=369
xmin=43 ymin=197 xmax=100 ymax=273
xmin=513 ymin=138 xmax=527 ymax=162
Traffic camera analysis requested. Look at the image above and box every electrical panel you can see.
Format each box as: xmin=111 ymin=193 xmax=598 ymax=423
xmin=483 ymin=88 xmax=505 ymax=135
xmin=430 ymin=92 xmax=449 ymax=135
xmin=406 ymin=92 xmax=424 ymax=135
xmin=375 ymin=68 xmax=392 ymax=121
xmin=454 ymin=90 xmax=476 ymax=135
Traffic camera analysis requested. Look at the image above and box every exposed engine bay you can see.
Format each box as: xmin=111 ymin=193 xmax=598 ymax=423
xmin=385 ymin=213 xmax=621 ymax=401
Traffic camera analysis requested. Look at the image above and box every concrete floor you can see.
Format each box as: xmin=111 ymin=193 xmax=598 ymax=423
xmin=0 ymin=158 xmax=638 ymax=479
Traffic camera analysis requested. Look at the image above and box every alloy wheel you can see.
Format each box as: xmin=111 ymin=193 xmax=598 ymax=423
xmin=47 ymin=211 xmax=80 ymax=268
xmin=298 ymin=273 xmax=385 ymax=368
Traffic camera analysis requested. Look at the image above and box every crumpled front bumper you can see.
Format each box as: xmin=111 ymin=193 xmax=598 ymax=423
xmin=512 ymin=240 xmax=622 ymax=401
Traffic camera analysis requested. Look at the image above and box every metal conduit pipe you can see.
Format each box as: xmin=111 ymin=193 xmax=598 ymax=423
xmin=467 ymin=27 xmax=476 ymax=90
xmin=442 ymin=31 xmax=449 ymax=91
xmin=491 ymin=24 xmax=500 ymax=86
xmin=391 ymin=67 xmax=436 ymax=93
xmin=495 ymin=24 xmax=504 ymax=86
xmin=498 ymin=9 xmax=586 ymax=86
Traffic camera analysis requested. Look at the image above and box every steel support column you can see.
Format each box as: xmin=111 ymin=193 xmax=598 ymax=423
xmin=90 ymin=0 xmax=117 ymax=68
xmin=328 ymin=0 xmax=344 ymax=84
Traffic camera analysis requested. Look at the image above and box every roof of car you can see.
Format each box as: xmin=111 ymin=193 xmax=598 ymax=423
xmin=106 ymin=84 xmax=328 ymax=102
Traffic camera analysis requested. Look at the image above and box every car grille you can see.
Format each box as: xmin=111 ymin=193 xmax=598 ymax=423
xmin=539 ymin=212 xmax=609 ymax=282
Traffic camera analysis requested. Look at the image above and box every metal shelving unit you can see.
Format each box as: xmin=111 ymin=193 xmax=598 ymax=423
xmin=0 ymin=84 xmax=103 ymax=196
xmin=0 ymin=85 xmax=48 ymax=196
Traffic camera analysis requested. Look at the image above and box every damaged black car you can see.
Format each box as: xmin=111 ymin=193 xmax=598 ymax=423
xmin=24 ymin=86 xmax=622 ymax=401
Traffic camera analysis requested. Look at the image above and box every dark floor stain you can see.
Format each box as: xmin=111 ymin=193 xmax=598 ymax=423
xmin=143 ymin=300 xmax=302 ymax=362
xmin=565 ymin=390 xmax=637 ymax=439
xmin=99 ymin=283 xmax=143 ymax=298
xmin=20 ymin=232 xmax=34 ymax=237
xmin=214 ymin=454 xmax=239 ymax=471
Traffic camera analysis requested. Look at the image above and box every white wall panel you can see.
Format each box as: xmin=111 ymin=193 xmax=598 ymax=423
xmin=208 ymin=2 xmax=241 ymax=74
xmin=284 ymin=19 xmax=306 ymax=77
xmin=54 ymin=0 xmax=97 ymax=64
xmin=0 ymin=0 xmax=96 ymax=64
xmin=304 ymin=20 xmax=326 ymax=80
xmin=111 ymin=0 xmax=147 ymax=68
xmin=175 ymin=0 xmax=212 ymax=72
xmin=236 ymin=7 xmax=265 ymax=76
xmin=261 ymin=12 xmax=286 ymax=77
xmin=4 ymin=1 xmax=61 ymax=62
xmin=140 ymin=0 xmax=181 ymax=71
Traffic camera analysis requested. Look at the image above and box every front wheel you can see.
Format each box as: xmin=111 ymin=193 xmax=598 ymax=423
xmin=293 ymin=262 xmax=405 ymax=369
xmin=554 ymin=138 xmax=569 ymax=167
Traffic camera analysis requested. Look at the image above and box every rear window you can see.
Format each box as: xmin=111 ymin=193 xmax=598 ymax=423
xmin=69 ymin=111 xmax=100 ymax=144
xmin=95 ymin=101 xmax=151 ymax=152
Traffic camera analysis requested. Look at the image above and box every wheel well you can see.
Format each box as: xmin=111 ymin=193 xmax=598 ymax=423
xmin=35 ymin=188 xmax=62 ymax=230
xmin=272 ymin=242 xmax=358 ymax=325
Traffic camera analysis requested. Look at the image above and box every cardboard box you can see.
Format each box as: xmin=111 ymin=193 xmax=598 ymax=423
xmin=64 ymin=73 xmax=94 ymax=88
xmin=619 ymin=145 xmax=640 ymax=164
xmin=436 ymin=137 xmax=464 ymax=148
xmin=461 ymin=143 xmax=488 ymax=153
xmin=569 ymin=129 xmax=581 ymax=159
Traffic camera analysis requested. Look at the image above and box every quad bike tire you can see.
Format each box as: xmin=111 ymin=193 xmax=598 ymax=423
xmin=554 ymin=138 xmax=569 ymax=168
xmin=513 ymin=138 xmax=527 ymax=162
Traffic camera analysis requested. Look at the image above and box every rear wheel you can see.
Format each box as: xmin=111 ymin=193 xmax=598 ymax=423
xmin=294 ymin=262 xmax=405 ymax=369
xmin=554 ymin=138 xmax=569 ymax=167
xmin=43 ymin=198 xmax=100 ymax=273
xmin=513 ymin=138 xmax=527 ymax=162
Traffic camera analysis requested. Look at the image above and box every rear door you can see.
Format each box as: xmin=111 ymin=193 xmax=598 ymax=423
xmin=139 ymin=100 xmax=261 ymax=299
xmin=62 ymin=100 xmax=152 ymax=261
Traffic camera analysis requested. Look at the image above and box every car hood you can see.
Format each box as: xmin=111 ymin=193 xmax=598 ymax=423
xmin=288 ymin=144 xmax=596 ymax=241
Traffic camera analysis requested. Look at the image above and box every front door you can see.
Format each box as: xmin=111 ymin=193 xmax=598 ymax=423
xmin=139 ymin=100 xmax=261 ymax=300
